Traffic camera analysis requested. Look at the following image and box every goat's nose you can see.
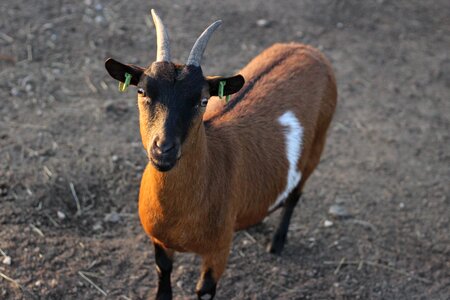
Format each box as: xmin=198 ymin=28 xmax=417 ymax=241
xmin=153 ymin=137 xmax=176 ymax=154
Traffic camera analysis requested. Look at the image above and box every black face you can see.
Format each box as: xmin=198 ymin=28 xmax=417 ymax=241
xmin=105 ymin=57 xmax=245 ymax=172
xmin=138 ymin=62 xmax=206 ymax=172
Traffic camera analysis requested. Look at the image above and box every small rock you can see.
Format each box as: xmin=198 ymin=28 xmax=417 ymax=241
xmin=10 ymin=87 xmax=19 ymax=96
xmin=256 ymin=19 xmax=270 ymax=27
xmin=2 ymin=256 xmax=11 ymax=265
xmin=94 ymin=15 xmax=104 ymax=24
xmin=399 ymin=202 xmax=405 ymax=209
xmin=25 ymin=84 xmax=33 ymax=92
xmin=324 ymin=220 xmax=333 ymax=227
xmin=92 ymin=222 xmax=103 ymax=231
xmin=176 ymin=280 xmax=183 ymax=289
xmin=111 ymin=155 xmax=119 ymax=162
xmin=336 ymin=22 xmax=344 ymax=29
xmin=200 ymin=294 xmax=212 ymax=300
xmin=57 ymin=211 xmax=66 ymax=220
xmin=49 ymin=279 xmax=58 ymax=288
xmin=104 ymin=212 xmax=120 ymax=223
xmin=35 ymin=280 xmax=42 ymax=287
xmin=328 ymin=204 xmax=352 ymax=219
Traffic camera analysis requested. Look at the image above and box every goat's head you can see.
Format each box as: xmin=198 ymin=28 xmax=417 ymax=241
xmin=105 ymin=10 xmax=244 ymax=172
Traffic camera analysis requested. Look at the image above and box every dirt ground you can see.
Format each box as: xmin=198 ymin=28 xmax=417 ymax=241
xmin=1 ymin=0 xmax=449 ymax=299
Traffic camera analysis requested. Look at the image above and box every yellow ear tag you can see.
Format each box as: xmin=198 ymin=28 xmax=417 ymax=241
xmin=118 ymin=72 xmax=132 ymax=92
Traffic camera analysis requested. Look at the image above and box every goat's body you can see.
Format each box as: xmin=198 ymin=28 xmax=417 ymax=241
xmin=106 ymin=10 xmax=338 ymax=297
xmin=139 ymin=43 xmax=337 ymax=256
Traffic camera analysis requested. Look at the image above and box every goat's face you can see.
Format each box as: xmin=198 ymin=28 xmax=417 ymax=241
xmin=105 ymin=59 xmax=244 ymax=172
xmin=138 ymin=62 xmax=206 ymax=172
xmin=104 ymin=10 xmax=244 ymax=171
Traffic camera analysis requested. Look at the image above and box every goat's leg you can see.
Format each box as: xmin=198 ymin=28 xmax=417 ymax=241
xmin=196 ymin=246 xmax=230 ymax=300
xmin=268 ymin=188 xmax=302 ymax=255
xmin=153 ymin=241 xmax=174 ymax=300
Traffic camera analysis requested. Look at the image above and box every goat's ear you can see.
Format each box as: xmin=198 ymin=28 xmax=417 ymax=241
xmin=207 ymin=74 xmax=245 ymax=96
xmin=105 ymin=58 xmax=144 ymax=86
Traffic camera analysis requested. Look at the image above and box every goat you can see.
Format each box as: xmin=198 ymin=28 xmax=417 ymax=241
xmin=105 ymin=9 xmax=337 ymax=300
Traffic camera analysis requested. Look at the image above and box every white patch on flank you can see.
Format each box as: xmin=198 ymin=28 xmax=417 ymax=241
xmin=269 ymin=111 xmax=303 ymax=211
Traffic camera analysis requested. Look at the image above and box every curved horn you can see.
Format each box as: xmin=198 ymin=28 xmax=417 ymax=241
xmin=151 ymin=9 xmax=171 ymax=62
xmin=186 ymin=20 xmax=222 ymax=67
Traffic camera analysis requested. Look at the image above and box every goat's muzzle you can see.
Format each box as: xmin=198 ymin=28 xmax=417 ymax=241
xmin=149 ymin=137 xmax=181 ymax=172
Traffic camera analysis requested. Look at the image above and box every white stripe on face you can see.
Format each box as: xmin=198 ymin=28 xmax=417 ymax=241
xmin=269 ymin=111 xmax=303 ymax=211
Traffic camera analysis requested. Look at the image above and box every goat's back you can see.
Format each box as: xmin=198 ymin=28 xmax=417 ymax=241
xmin=204 ymin=43 xmax=337 ymax=229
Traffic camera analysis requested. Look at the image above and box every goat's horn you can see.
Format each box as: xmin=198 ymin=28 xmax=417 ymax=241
xmin=151 ymin=9 xmax=171 ymax=62
xmin=186 ymin=20 xmax=222 ymax=67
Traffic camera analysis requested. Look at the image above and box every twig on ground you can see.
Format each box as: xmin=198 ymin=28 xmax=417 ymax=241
xmin=243 ymin=231 xmax=257 ymax=243
xmin=0 ymin=271 xmax=38 ymax=299
xmin=0 ymin=271 xmax=21 ymax=289
xmin=0 ymin=248 xmax=7 ymax=257
xmin=85 ymin=74 xmax=98 ymax=93
xmin=0 ymin=32 xmax=14 ymax=43
xmin=27 ymin=44 xmax=33 ymax=61
xmin=0 ymin=120 xmax=47 ymax=130
xmin=69 ymin=182 xmax=81 ymax=216
xmin=78 ymin=271 xmax=107 ymax=296
xmin=334 ymin=257 xmax=346 ymax=275
xmin=44 ymin=212 xmax=60 ymax=227
xmin=324 ymin=260 xmax=431 ymax=283
xmin=43 ymin=165 xmax=53 ymax=178
xmin=30 ymin=224 xmax=45 ymax=237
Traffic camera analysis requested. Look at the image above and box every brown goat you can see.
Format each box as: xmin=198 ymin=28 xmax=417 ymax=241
xmin=105 ymin=10 xmax=337 ymax=300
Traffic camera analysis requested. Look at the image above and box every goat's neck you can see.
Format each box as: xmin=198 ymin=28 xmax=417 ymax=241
xmin=145 ymin=123 xmax=209 ymax=206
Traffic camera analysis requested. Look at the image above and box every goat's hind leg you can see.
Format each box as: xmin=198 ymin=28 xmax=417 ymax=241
xmin=268 ymin=187 xmax=302 ymax=255
xmin=153 ymin=241 xmax=174 ymax=300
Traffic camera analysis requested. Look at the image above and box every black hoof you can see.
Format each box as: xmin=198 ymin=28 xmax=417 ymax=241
xmin=196 ymin=269 xmax=216 ymax=300
xmin=156 ymin=290 xmax=172 ymax=300
xmin=197 ymin=292 xmax=215 ymax=300
xmin=267 ymin=232 xmax=287 ymax=255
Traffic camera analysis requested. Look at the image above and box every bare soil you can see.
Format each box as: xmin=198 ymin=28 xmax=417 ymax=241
xmin=1 ymin=0 xmax=449 ymax=299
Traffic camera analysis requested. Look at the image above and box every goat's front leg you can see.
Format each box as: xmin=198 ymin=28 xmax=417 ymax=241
xmin=196 ymin=246 xmax=231 ymax=300
xmin=153 ymin=241 xmax=174 ymax=300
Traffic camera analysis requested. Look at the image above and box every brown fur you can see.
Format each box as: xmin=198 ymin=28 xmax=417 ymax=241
xmin=139 ymin=43 xmax=337 ymax=281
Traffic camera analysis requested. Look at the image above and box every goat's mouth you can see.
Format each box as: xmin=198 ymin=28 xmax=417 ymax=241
xmin=149 ymin=148 xmax=181 ymax=172
xmin=150 ymin=157 xmax=176 ymax=172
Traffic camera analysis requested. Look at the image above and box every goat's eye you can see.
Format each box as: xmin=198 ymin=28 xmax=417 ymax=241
xmin=200 ymin=98 xmax=208 ymax=107
xmin=137 ymin=88 xmax=146 ymax=96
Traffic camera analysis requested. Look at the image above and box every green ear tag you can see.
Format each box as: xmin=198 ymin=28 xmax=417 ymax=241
xmin=218 ymin=80 xmax=226 ymax=100
xmin=118 ymin=73 xmax=132 ymax=92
